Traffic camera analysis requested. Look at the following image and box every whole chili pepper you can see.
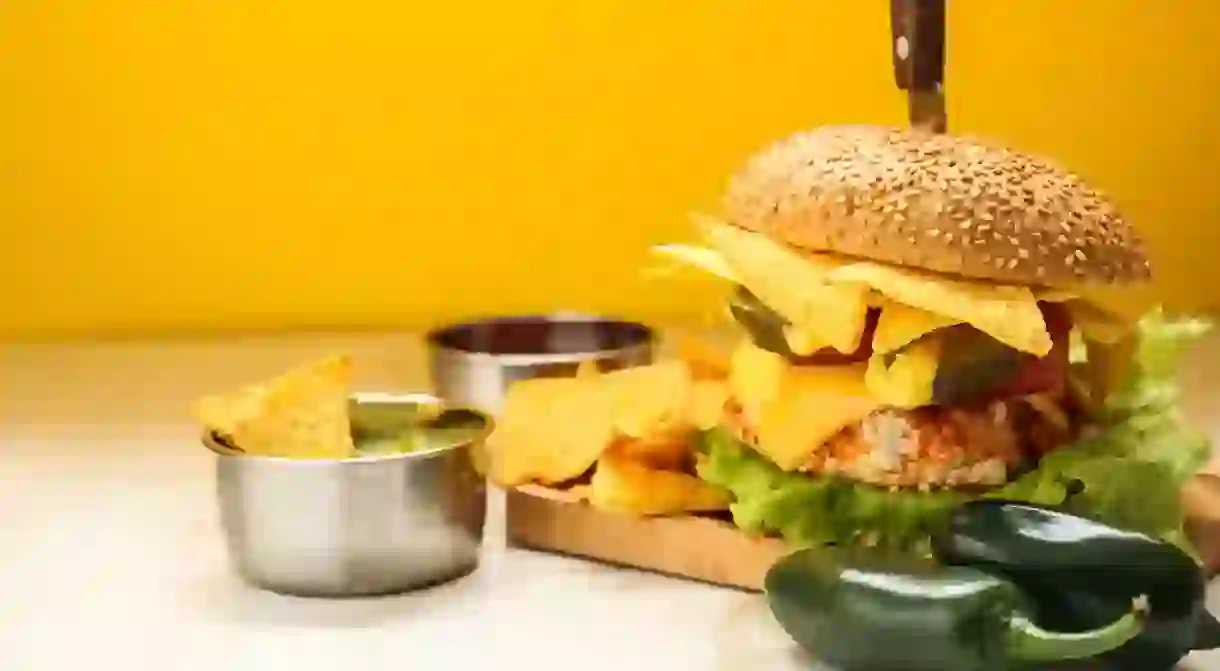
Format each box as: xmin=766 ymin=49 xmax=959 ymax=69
xmin=764 ymin=546 xmax=1145 ymax=671
xmin=931 ymin=500 xmax=1211 ymax=671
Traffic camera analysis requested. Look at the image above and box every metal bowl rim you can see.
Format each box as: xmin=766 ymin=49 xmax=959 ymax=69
xmin=201 ymin=391 xmax=494 ymax=465
xmin=425 ymin=313 xmax=657 ymax=366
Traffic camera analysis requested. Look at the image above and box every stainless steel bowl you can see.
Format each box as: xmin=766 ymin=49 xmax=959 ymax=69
xmin=427 ymin=314 xmax=656 ymax=412
xmin=205 ymin=392 xmax=491 ymax=598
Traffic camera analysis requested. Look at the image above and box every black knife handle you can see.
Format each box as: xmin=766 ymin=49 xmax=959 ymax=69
xmin=890 ymin=0 xmax=946 ymax=92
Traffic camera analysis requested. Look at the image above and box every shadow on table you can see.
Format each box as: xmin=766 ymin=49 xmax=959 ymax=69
xmin=712 ymin=592 xmax=1211 ymax=671
xmin=182 ymin=562 xmax=490 ymax=629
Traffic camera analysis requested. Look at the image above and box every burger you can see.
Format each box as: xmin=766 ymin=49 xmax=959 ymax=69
xmin=652 ymin=125 xmax=1211 ymax=552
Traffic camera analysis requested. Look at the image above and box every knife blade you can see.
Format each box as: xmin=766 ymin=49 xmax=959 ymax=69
xmin=890 ymin=0 xmax=947 ymax=132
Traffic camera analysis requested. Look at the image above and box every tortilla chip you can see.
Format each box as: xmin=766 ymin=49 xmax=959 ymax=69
xmin=487 ymin=360 xmax=717 ymax=490
xmin=649 ymin=243 xmax=742 ymax=283
xmin=485 ymin=375 xmax=617 ymax=486
xmin=700 ymin=216 xmax=872 ymax=354
xmin=829 ymin=261 xmax=1052 ymax=356
xmin=601 ymin=360 xmax=693 ymax=438
xmin=872 ymin=299 xmax=960 ymax=354
xmin=194 ymin=355 xmax=355 ymax=459
xmin=1034 ymin=288 xmax=1078 ymax=303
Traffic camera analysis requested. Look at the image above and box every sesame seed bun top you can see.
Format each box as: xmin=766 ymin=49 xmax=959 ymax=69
xmin=722 ymin=125 xmax=1152 ymax=286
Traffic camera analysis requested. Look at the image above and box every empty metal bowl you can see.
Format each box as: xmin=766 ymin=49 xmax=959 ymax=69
xmin=427 ymin=314 xmax=656 ymax=412
xmin=204 ymin=392 xmax=491 ymax=598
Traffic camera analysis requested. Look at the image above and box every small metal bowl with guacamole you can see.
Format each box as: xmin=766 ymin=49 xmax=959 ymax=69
xmin=206 ymin=392 xmax=492 ymax=598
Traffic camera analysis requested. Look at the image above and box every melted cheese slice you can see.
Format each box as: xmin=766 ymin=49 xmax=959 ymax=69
xmin=729 ymin=342 xmax=881 ymax=470
xmin=728 ymin=341 xmax=788 ymax=425
xmin=864 ymin=337 xmax=940 ymax=408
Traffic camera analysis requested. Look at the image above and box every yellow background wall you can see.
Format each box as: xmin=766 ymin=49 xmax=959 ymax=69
xmin=1 ymin=2 xmax=1217 ymax=339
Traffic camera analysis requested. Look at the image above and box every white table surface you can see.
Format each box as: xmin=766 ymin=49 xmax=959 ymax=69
xmin=2 ymin=330 xmax=1219 ymax=670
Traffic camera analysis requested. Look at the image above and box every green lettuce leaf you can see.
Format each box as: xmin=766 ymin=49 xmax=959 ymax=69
xmin=697 ymin=308 xmax=1213 ymax=552
xmin=697 ymin=429 xmax=971 ymax=553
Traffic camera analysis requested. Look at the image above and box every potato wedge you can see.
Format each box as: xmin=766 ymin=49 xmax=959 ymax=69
xmin=589 ymin=450 xmax=732 ymax=516
xmin=609 ymin=433 xmax=692 ymax=472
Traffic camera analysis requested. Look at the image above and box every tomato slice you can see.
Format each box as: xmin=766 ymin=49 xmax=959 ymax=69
xmin=993 ymin=302 xmax=1072 ymax=398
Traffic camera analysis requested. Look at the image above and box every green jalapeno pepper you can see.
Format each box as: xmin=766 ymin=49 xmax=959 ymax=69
xmin=764 ymin=546 xmax=1145 ymax=671
xmin=726 ymin=287 xmax=793 ymax=358
xmin=932 ymin=500 xmax=1211 ymax=670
